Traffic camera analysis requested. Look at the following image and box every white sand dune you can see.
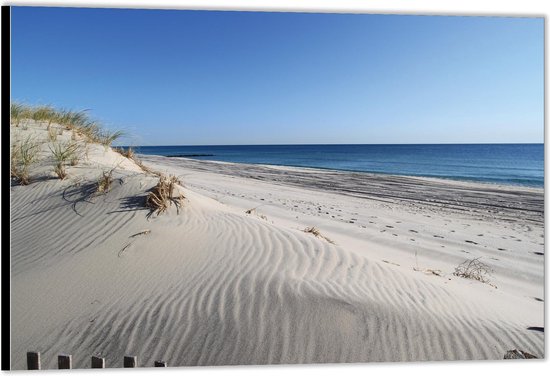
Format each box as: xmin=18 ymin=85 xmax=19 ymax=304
xmin=10 ymin=127 xmax=544 ymax=369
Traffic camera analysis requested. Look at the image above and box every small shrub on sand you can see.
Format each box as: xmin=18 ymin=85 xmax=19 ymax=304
xmin=96 ymin=169 xmax=114 ymax=195
xmin=303 ymin=226 xmax=335 ymax=244
xmin=146 ymin=175 xmax=185 ymax=216
xmin=453 ymin=257 xmax=492 ymax=283
xmin=11 ymin=137 xmax=40 ymax=185
xmin=49 ymin=141 xmax=78 ymax=179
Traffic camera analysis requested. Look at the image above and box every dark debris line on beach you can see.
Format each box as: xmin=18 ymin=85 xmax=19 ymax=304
xmin=141 ymin=155 xmax=544 ymax=225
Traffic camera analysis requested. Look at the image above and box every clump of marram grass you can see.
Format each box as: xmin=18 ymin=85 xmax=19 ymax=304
xmin=453 ymin=257 xmax=492 ymax=284
xmin=10 ymin=103 xmax=30 ymax=127
xmin=31 ymin=105 xmax=57 ymax=125
xmin=98 ymin=130 xmax=125 ymax=147
xmin=49 ymin=141 xmax=79 ymax=179
xmin=96 ymin=169 xmax=114 ymax=195
xmin=303 ymin=226 xmax=335 ymax=244
xmin=146 ymin=175 xmax=185 ymax=216
xmin=11 ymin=136 xmax=41 ymax=185
xmin=10 ymin=102 xmax=124 ymax=146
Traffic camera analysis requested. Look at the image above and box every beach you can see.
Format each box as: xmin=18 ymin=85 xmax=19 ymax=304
xmin=10 ymin=126 xmax=544 ymax=368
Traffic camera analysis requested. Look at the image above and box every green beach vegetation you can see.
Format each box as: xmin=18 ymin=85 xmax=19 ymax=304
xmin=10 ymin=102 xmax=124 ymax=146
xmin=10 ymin=136 xmax=40 ymax=185
xmin=10 ymin=101 xmax=185 ymax=216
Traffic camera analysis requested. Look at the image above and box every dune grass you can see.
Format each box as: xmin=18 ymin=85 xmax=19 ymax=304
xmin=115 ymin=146 xmax=135 ymax=160
xmin=11 ymin=136 xmax=41 ymax=185
xmin=99 ymin=130 xmax=125 ymax=146
xmin=10 ymin=102 xmax=124 ymax=146
xmin=114 ymin=146 xmax=161 ymax=176
xmin=146 ymin=175 xmax=185 ymax=216
xmin=10 ymin=103 xmax=30 ymax=127
xmin=49 ymin=141 xmax=79 ymax=179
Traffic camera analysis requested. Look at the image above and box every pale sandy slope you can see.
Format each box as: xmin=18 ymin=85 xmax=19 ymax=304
xmin=10 ymin=133 xmax=544 ymax=369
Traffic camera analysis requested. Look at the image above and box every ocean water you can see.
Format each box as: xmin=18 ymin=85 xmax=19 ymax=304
xmin=132 ymin=144 xmax=544 ymax=187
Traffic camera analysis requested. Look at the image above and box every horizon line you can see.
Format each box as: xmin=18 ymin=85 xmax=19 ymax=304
xmin=121 ymin=142 xmax=544 ymax=147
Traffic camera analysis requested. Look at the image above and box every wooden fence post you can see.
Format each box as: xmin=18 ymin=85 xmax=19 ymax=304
xmin=91 ymin=356 xmax=105 ymax=368
xmin=154 ymin=360 xmax=167 ymax=367
xmin=27 ymin=352 xmax=41 ymax=370
xmin=123 ymin=356 xmax=137 ymax=368
xmin=58 ymin=354 xmax=72 ymax=369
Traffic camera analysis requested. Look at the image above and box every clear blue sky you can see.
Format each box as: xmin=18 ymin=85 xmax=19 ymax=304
xmin=11 ymin=7 xmax=543 ymax=145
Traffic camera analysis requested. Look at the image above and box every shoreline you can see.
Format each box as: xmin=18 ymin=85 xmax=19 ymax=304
xmin=140 ymin=153 xmax=544 ymax=190
xmin=140 ymin=154 xmax=544 ymax=224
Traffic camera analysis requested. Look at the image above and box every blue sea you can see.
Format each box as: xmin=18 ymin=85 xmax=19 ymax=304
xmin=132 ymin=144 xmax=544 ymax=187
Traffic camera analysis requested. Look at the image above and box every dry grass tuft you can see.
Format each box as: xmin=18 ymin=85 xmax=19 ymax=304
xmin=115 ymin=147 xmax=135 ymax=160
xmin=453 ymin=257 xmax=492 ymax=284
xmin=146 ymin=175 xmax=185 ymax=216
xmin=96 ymin=169 xmax=115 ymax=195
xmin=303 ymin=226 xmax=335 ymax=244
xmin=114 ymin=147 xmax=160 ymax=176
xmin=130 ymin=229 xmax=151 ymax=238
